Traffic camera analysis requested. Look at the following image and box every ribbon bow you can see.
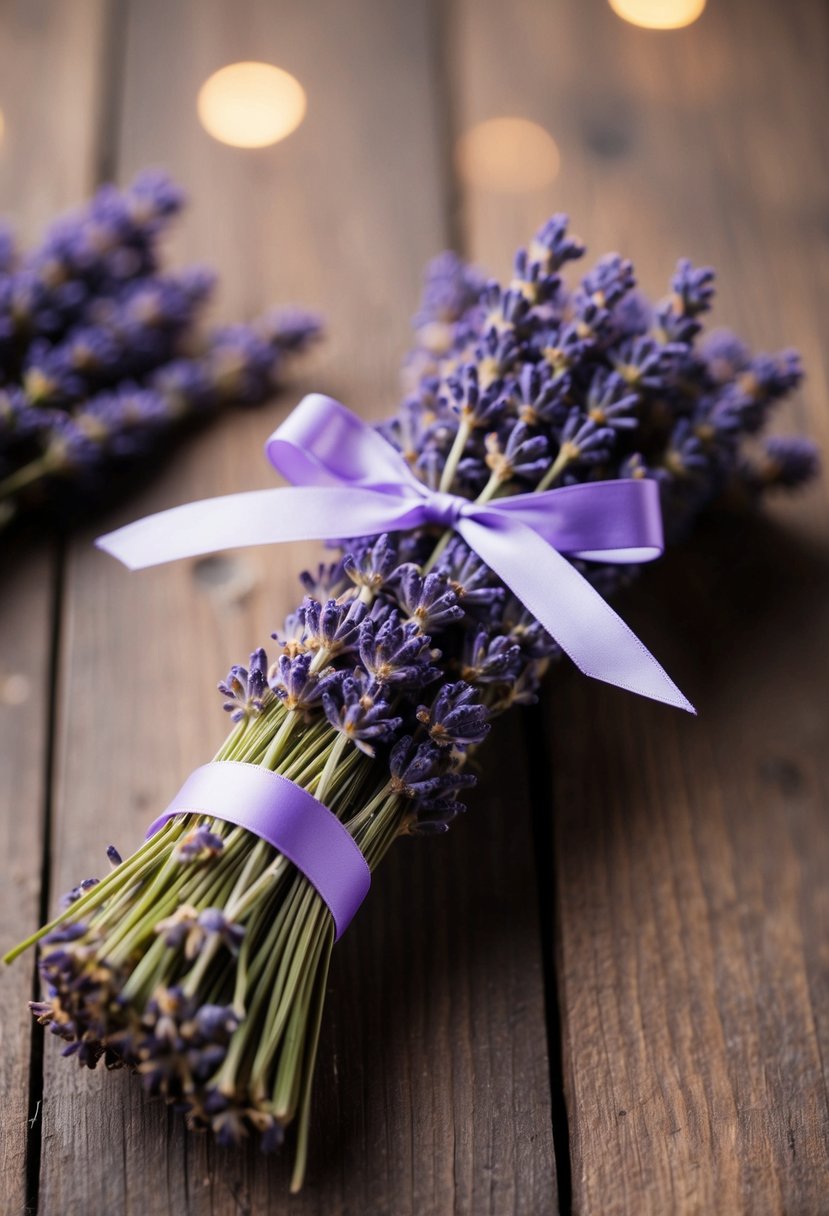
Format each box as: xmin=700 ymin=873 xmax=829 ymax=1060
xmin=97 ymin=393 xmax=693 ymax=713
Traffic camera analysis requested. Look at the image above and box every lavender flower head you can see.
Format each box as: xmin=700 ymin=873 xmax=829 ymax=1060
xmin=226 ymin=211 xmax=818 ymax=833
xmin=0 ymin=171 xmax=322 ymax=530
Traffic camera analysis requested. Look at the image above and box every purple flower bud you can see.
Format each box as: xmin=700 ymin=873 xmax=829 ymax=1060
xmin=414 ymin=251 xmax=486 ymax=332
xmin=512 ymin=362 xmax=567 ymax=427
xmin=585 ymin=369 xmax=639 ymax=432
xmin=529 ymin=214 xmax=585 ymax=272
xmin=358 ymin=617 xmax=439 ymax=687
xmin=59 ymin=877 xmax=99 ymax=909
xmin=581 ymin=253 xmax=636 ymax=309
xmin=486 ymin=420 xmax=550 ymax=482
xmin=417 ymin=681 xmax=489 ymax=750
xmin=395 ymin=566 xmax=464 ymax=633
xmin=173 ymin=825 xmax=224 ymax=863
xmin=389 ymin=736 xmax=476 ymax=807
xmin=700 ymin=328 xmax=750 ymax=384
xmin=193 ymin=1003 xmax=240 ymax=1041
xmin=322 ymin=670 xmax=402 ymax=757
xmin=445 ymin=363 xmax=505 ymax=430
xmin=558 ymin=409 xmax=616 ymax=466
xmin=759 ymin=436 xmax=820 ymax=489
xmin=342 ymin=534 xmax=398 ymax=593
xmin=462 ymin=630 xmax=523 ymax=684
xmin=298 ymin=560 xmax=349 ymax=599
xmin=256 ymin=307 xmax=323 ymax=354
xmin=218 ymin=649 xmax=271 ymax=722
xmin=197 ymin=908 xmax=245 ymax=953
xmin=267 ymin=652 xmax=336 ymax=713
xmin=43 ymin=922 xmax=88 ymax=944
xmin=433 ymin=539 xmax=504 ymax=614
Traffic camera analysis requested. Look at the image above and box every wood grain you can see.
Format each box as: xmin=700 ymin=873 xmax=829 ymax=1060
xmin=36 ymin=1 xmax=557 ymax=1213
xmin=0 ymin=3 xmax=109 ymax=1212
xmin=453 ymin=0 xmax=829 ymax=1210
xmin=0 ymin=546 xmax=53 ymax=1215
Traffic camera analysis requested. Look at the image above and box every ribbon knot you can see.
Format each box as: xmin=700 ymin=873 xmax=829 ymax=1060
xmin=97 ymin=393 xmax=693 ymax=713
xmin=423 ymin=490 xmax=467 ymax=530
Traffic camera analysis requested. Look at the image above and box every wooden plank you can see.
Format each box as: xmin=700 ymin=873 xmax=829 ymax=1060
xmin=0 ymin=3 xmax=109 ymax=1212
xmin=38 ymin=1 xmax=557 ymax=1212
xmin=0 ymin=0 xmax=108 ymax=243
xmin=0 ymin=550 xmax=53 ymax=1215
xmin=454 ymin=0 xmax=829 ymax=1209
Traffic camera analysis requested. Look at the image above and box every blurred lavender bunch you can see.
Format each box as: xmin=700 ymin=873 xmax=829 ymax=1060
xmin=7 ymin=216 xmax=817 ymax=1189
xmin=0 ymin=171 xmax=321 ymax=529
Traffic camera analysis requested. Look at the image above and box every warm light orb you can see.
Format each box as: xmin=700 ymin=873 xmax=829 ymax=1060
xmin=197 ymin=62 xmax=306 ymax=149
xmin=608 ymin=0 xmax=706 ymax=30
xmin=1 ymin=673 xmax=30 ymax=706
xmin=456 ymin=118 xmax=560 ymax=193
xmin=0 ymin=108 xmax=5 ymax=144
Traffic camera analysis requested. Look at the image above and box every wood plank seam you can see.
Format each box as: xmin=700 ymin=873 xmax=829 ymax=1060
xmin=525 ymin=705 xmax=574 ymax=1214
xmin=432 ymin=0 xmax=565 ymax=1206
xmin=24 ymin=543 xmax=64 ymax=1216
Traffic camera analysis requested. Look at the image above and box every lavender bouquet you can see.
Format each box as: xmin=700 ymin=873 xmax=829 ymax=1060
xmin=0 ymin=171 xmax=320 ymax=530
xmin=5 ymin=215 xmax=817 ymax=1190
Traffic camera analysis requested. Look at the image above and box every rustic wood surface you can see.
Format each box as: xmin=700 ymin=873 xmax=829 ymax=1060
xmin=0 ymin=3 xmax=109 ymax=1213
xmin=451 ymin=0 xmax=829 ymax=1211
xmin=0 ymin=0 xmax=826 ymax=1213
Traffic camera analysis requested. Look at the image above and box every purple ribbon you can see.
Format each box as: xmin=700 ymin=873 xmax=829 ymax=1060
xmin=146 ymin=761 xmax=371 ymax=939
xmin=97 ymin=392 xmax=693 ymax=713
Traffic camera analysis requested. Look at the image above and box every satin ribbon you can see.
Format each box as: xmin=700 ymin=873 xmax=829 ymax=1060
xmin=97 ymin=392 xmax=693 ymax=713
xmin=146 ymin=762 xmax=370 ymax=939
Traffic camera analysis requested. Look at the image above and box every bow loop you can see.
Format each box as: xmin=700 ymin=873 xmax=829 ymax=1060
xmin=265 ymin=393 xmax=423 ymax=494
xmin=96 ymin=394 xmax=693 ymax=714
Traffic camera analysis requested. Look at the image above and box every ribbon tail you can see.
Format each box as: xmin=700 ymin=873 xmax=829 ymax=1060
xmin=459 ymin=515 xmax=695 ymax=714
xmin=96 ymin=486 xmax=428 ymax=570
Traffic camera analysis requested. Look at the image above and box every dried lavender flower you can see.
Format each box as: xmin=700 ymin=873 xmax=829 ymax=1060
xmin=7 ymin=211 xmax=816 ymax=1193
xmin=416 ymin=682 xmax=490 ymax=750
xmin=0 ymin=172 xmax=321 ymax=530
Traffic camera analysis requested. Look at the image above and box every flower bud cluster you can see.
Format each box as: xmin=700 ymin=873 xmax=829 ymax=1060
xmin=0 ymin=171 xmax=321 ymax=527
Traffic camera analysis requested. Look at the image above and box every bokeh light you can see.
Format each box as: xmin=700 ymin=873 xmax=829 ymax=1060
xmin=1 ymin=673 xmax=30 ymax=706
xmin=608 ymin=0 xmax=706 ymax=29
xmin=197 ymin=62 xmax=306 ymax=149
xmin=455 ymin=118 xmax=560 ymax=193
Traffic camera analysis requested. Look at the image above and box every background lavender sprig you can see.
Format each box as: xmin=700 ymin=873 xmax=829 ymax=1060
xmin=0 ymin=171 xmax=321 ymax=530
xmin=8 ymin=214 xmax=817 ymax=1188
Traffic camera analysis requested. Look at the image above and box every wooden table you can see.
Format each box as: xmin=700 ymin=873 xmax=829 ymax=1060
xmin=1 ymin=0 xmax=827 ymax=1212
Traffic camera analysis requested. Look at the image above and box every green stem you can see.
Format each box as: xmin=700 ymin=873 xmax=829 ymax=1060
xmin=344 ymin=783 xmax=392 ymax=838
xmin=535 ymin=447 xmax=573 ymax=493
xmin=290 ymin=929 xmax=334 ymax=1193
xmin=418 ymin=417 xmax=475 ymax=575
xmin=0 ymin=452 xmax=58 ymax=501
xmin=312 ymin=733 xmax=349 ymax=804
xmin=226 ymin=855 xmax=290 ymax=925
xmin=260 ymin=707 xmax=301 ymax=770
xmin=271 ymin=905 xmax=327 ymax=1120
xmin=439 ymin=417 xmax=471 ymax=494
xmin=1 ymin=820 xmax=183 ymax=964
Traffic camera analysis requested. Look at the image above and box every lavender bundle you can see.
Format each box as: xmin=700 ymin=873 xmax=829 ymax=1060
xmin=5 ymin=215 xmax=817 ymax=1190
xmin=0 ymin=171 xmax=320 ymax=530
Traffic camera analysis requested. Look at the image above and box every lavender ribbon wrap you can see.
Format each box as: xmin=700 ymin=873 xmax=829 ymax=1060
xmin=97 ymin=392 xmax=693 ymax=713
xmin=146 ymin=763 xmax=370 ymax=939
